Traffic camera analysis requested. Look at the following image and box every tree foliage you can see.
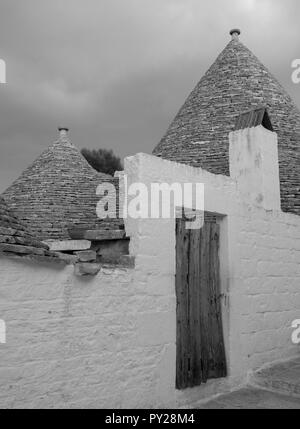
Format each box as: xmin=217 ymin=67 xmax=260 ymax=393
xmin=81 ymin=148 xmax=123 ymax=176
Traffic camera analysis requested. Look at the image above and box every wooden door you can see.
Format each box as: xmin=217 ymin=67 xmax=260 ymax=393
xmin=175 ymin=218 xmax=227 ymax=390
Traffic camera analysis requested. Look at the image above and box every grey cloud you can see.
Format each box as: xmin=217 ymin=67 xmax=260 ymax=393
xmin=0 ymin=0 xmax=299 ymax=192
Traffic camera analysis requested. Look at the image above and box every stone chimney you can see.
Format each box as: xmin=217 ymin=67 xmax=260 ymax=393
xmin=58 ymin=127 xmax=69 ymax=140
xmin=230 ymin=29 xmax=241 ymax=41
xmin=229 ymin=124 xmax=281 ymax=211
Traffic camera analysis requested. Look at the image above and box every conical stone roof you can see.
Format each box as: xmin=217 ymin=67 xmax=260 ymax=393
xmin=0 ymin=196 xmax=52 ymax=255
xmin=3 ymin=131 xmax=122 ymax=240
xmin=153 ymin=32 xmax=300 ymax=215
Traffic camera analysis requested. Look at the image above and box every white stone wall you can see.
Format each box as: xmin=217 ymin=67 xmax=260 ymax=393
xmin=237 ymin=210 xmax=300 ymax=366
xmin=229 ymin=126 xmax=281 ymax=211
xmin=121 ymin=126 xmax=300 ymax=406
xmin=0 ymin=259 xmax=172 ymax=408
xmin=0 ymin=125 xmax=299 ymax=408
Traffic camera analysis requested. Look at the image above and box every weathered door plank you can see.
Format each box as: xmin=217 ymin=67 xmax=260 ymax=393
xmin=176 ymin=218 xmax=227 ymax=389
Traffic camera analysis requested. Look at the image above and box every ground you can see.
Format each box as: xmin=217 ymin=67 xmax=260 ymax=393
xmin=198 ymin=357 xmax=300 ymax=409
xmin=198 ymin=387 xmax=300 ymax=409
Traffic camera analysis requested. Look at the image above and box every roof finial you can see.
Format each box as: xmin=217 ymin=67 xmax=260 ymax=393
xmin=230 ymin=29 xmax=241 ymax=41
xmin=58 ymin=127 xmax=69 ymax=139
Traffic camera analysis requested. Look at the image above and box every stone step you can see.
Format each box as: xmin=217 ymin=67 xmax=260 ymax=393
xmin=249 ymin=357 xmax=300 ymax=398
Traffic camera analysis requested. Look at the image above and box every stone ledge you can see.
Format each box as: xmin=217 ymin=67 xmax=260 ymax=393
xmin=0 ymin=251 xmax=67 ymax=266
xmin=0 ymin=243 xmax=47 ymax=256
xmin=0 ymin=247 xmax=135 ymax=270
xmin=68 ymin=228 xmax=127 ymax=241
xmin=44 ymin=240 xmax=91 ymax=251
xmin=0 ymin=234 xmax=49 ymax=249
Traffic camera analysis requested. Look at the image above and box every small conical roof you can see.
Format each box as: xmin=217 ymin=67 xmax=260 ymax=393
xmin=3 ymin=131 xmax=121 ymax=240
xmin=153 ymin=32 xmax=300 ymax=214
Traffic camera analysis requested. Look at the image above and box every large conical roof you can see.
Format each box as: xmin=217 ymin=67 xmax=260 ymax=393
xmin=153 ymin=32 xmax=300 ymax=215
xmin=3 ymin=131 xmax=122 ymax=240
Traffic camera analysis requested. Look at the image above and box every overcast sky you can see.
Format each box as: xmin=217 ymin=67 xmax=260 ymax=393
xmin=0 ymin=0 xmax=299 ymax=191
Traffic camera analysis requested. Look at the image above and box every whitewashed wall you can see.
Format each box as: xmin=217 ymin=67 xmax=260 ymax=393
xmin=0 ymin=258 xmax=176 ymax=408
xmin=123 ymin=126 xmax=300 ymax=406
xmin=0 ymin=126 xmax=299 ymax=408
